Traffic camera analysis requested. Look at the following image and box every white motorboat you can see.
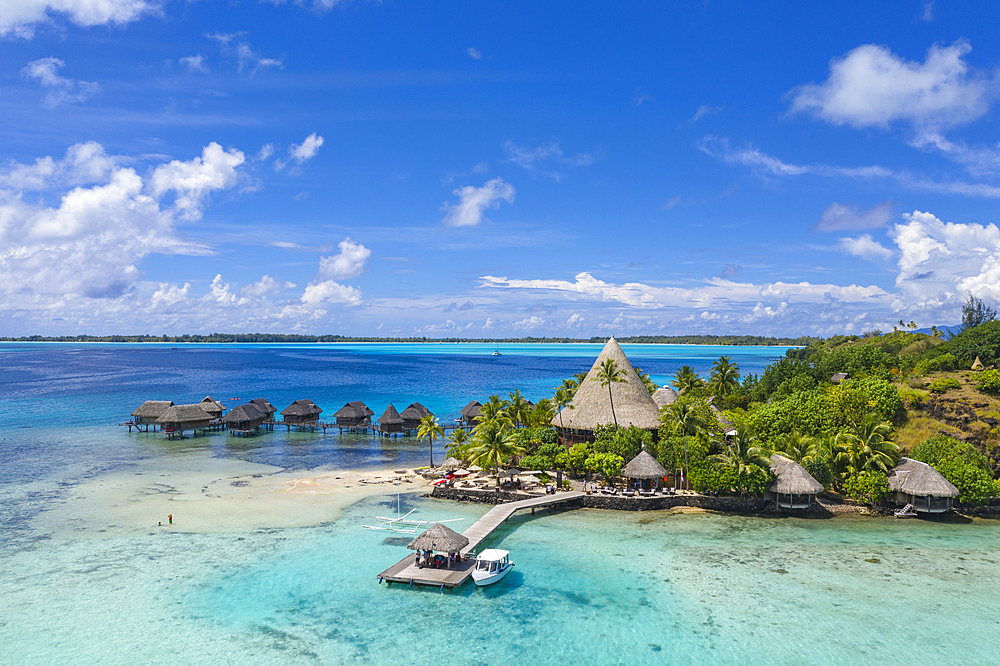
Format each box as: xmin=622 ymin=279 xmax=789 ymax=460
xmin=472 ymin=549 xmax=514 ymax=586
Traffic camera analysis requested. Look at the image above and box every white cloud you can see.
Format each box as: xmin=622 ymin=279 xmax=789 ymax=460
xmin=240 ymin=275 xmax=295 ymax=297
xmin=276 ymin=133 xmax=324 ymax=170
xmin=441 ymin=178 xmax=515 ymax=227
xmin=512 ymin=315 xmax=545 ymax=331
xmin=21 ymin=57 xmax=100 ymax=108
xmin=207 ymin=32 xmax=282 ymax=74
xmin=317 ymin=237 xmax=370 ymax=280
xmin=206 ymin=274 xmax=247 ymax=306
xmin=179 ymin=54 xmax=208 ymax=73
xmin=0 ymin=0 xmax=156 ymax=38
xmin=1 ymin=141 xmax=119 ymax=190
xmin=566 ymin=313 xmax=584 ymax=327
xmin=689 ymin=104 xmax=722 ymax=124
xmin=467 ymin=47 xmax=483 ymax=60
xmin=504 ymin=140 xmax=598 ymax=181
xmin=815 ymin=201 xmax=894 ymax=232
xmin=920 ymin=1 xmax=934 ymax=22
xmin=839 ymin=234 xmax=894 ymax=260
xmin=788 ymin=40 xmax=996 ymax=130
xmin=150 ymin=282 xmax=190 ymax=309
xmin=149 ymin=142 xmax=246 ymax=221
xmin=301 ymin=280 xmax=361 ymax=305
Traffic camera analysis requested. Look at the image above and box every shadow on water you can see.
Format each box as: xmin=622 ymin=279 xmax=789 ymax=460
xmin=478 ymin=570 xmax=523 ymax=596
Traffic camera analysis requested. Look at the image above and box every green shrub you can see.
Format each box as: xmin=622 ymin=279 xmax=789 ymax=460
xmin=928 ymin=376 xmax=962 ymax=394
xmin=842 ymin=470 xmax=891 ymax=506
xmin=898 ymin=387 xmax=929 ymax=409
xmin=975 ymin=369 xmax=1000 ymax=395
xmin=935 ymin=458 xmax=997 ymax=506
xmin=803 ymin=458 xmax=833 ymax=488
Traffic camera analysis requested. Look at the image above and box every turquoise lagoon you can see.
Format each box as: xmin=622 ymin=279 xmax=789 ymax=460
xmin=2 ymin=343 xmax=999 ymax=665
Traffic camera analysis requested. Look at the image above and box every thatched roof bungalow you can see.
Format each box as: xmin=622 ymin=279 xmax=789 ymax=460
xmin=622 ymin=450 xmax=668 ymax=488
xmin=199 ymin=396 xmax=225 ymax=419
xmin=651 ymin=386 xmax=677 ymax=408
xmin=400 ymin=402 xmax=432 ymax=429
xmin=223 ymin=403 xmax=266 ymax=433
xmin=131 ymin=400 xmax=174 ymax=425
xmin=280 ymin=399 xmax=322 ymax=424
xmin=333 ymin=400 xmax=375 ymax=426
xmin=250 ymin=398 xmax=277 ymax=418
xmin=407 ymin=523 xmax=469 ymax=554
xmin=378 ymin=403 xmax=403 ymax=433
xmin=460 ymin=400 xmax=482 ymax=426
xmin=551 ymin=337 xmax=661 ymax=441
xmin=767 ymin=455 xmax=823 ymax=509
xmin=887 ymin=458 xmax=959 ymax=513
xmin=156 ymin=404 xmax=212 ymax=434
xmin=831 ymin=372 xmax=850 ymax=385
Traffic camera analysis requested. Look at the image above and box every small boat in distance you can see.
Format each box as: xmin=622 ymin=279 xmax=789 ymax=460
xmin=361 ymin=479 xmax=464 ymax=533
xmin=472 ymin=549 xmax=514 ymax=586
xmin=492 ymin=344 xmax=501 ymax=356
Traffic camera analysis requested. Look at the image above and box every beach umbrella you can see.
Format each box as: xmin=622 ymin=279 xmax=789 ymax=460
xmin=498 ymin=467 xmax=522 ymax=479
xmin=468 ymin=465 xmax=482 ymax=472
xmin=438 ymin=457 xmax=464 ymax=471
xmin=452 ymin=469 xmax=470 ymax=477
xmin=406 ymin=523 xmax=469 ymax=553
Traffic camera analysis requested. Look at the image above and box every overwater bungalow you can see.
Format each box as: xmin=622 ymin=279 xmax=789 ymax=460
xmin=651 ymin=386 xmax=677 ymax=408
xmin=378 ymin=403 xmax=403 ymax=434
xmin=887 ymin=457 xmax=959 ymax=513
xmin=460 ymin=401 xmax=482 ymax=426
xmin=400 ymin=402 xmax=432 ymax=430
xmin=199 ymin=396 xmax=225 ymax=419
xmin=622 ymin=450 xmax=668 ymax=490
xmin=280 ymin=399 xmax=322 ymax=424
xmin=131 ymin=400 xmax=174 ymax=427
xmin=333 ymin=401 xmax=375 ymax=427
xmin=767 ymin=454 xmax=823 ymax=509
xmin=551 ymin=337 xmax=661 ymax=445
xmin=223 ymin=403 xmax=266 ymax=435
xmin=250 ymin=398 xmax=277 ymax=419
xmin=156 ymin=404 xmax=212 ymax=437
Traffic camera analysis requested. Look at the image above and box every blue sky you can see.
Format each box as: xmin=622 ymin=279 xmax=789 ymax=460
xmin=2 ymin=1 xmax=1000 ymax=337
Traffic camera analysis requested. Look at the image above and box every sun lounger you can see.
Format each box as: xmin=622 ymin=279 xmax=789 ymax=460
xmin=622 ymin=489 xmax=636 ymax=497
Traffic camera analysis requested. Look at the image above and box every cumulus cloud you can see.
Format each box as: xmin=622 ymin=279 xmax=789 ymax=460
xmin=839 ymin=234 xmax=894 ymax=260
xmin=275 ymin=133 xmax=324 ymax=170
xmin=814 ymin=201 xmax=894 ymax=232
xmin=150 ymin=282 xmax=191 ymax=309
xmin=1 ymin=141 xmax=118 ymax=190
xmin=788 ymin=40 xmax=996 ymax=130
xmin=301 ymin=280 xmax=361 ymax=305
xmin=317 ymin=237 xmax=370 ymax=280
xmin=240 ymin=275 xmax=296 ymax=297
xmin=149 ymin=143 xmax=245 ymax=221
xmin=1 ymin=0 xmax=156 ymax=38
xmin=504 ymin=140 xmax=598 ymax=181
xmin=513 ymin=315 xmax=545 ymax=331
xmin=21 ymin=57 xmax=100 ymax=108
xmin=441 ymin=178 xmax=515 ymax=227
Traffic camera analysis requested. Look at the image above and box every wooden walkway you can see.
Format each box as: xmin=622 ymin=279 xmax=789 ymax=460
xmin=377 ymin=491 xmax=584 ymax=590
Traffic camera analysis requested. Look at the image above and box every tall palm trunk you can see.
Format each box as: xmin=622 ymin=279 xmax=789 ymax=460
xmin=607 ymin=384 xmax=618 ymax=426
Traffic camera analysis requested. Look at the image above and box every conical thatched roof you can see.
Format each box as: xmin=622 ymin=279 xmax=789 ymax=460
xmin=157 ymin=404 xmax=213 ymax=425
xmin=439 ymin=457 xmax=464 ymax=471
xmin=406 ymin=523 xmax=469 ymax=553
xmin=888 ymin=458 xmax=959 ymax=498
xmin=131 ymin=400 xmax=173 ymax=418
xmin=400 ymin=402 xmax=432 ymax=421
xmin=200 ymin=396 xmax=225 ymax=415
xmin=460 ymin=401 xmax=482 ymax=418
xmin=379 ymin=403 xmax=402 ymax=425
xmin=223 ymin=403 xmax=265 ymax=425
xmin=622 ymin=450 xmax=668 ymax=479
xmin=334 ymin=401 xmax=374 ymax=419
xmin=972 ymin=356 xmax=984 ymax=370
xmin=768 ymin=455 xmax=823 ymax=495
xmin=250 ymin=398 xmax=277 ymax=415
xmin=551 ymin=337 xmax=661 ymax=431
xmin=281 ymin=399 xmax=322 ymax=417
xmin=651 ymin=386 xmax=677 ymax=408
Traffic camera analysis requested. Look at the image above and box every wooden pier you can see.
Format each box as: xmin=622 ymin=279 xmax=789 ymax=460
xmin=376 ymin=491 xmax=584 ymax=590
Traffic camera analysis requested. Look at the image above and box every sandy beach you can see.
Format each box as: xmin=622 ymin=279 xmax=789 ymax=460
xmin=34 ymin=453 xmax=435 ymax=539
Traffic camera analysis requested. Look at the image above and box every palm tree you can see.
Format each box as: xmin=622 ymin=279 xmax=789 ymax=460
xmin=836 ymin=415 xmax=899 ymax=477
xmin=708 ymin=427 xmax=770 ymax=496
xmin=707 ymin=356 xmax=740 ymax=400
xmin=507 ymin=389 xmax=530 ymax=427
xmin=478 ymin=395 xmax=511 ymax=425
xmin=469 ymin=420 xmax=525 ymax=487
xmin=668 ymin=401 xmax=705 ymax=489
xmin=417 ymin=414 xmax=443 ymax=468
xmin=552 ymin=386 xmax=573 ymax=430
xmin=592 ymin=357 xmax=627 ymax=426
xmin=446 ymin=427 xmax=470 ymax=461
xmin=671 ymin=365 xmax=705 ymax=396
xmin=633 ymin=366 xmax=657 ymax=395
xmin=771 ymin=431 xmax=819 ymax=464
xmin=528 ymin=398 xmax=554 ymax=427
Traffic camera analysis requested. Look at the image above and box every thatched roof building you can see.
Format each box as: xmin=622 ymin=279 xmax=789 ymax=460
xmin=460 ymin=400 xmax=482 ymax=425
xmin=280 ymin=399 xmax=322 ymax=424
xmin=830 ymin=372 xmax=849 ymax=385
xmin=223 ymin=403 xmax=266 ymax=432
xmin=333 ymin=400 xmax=375 ymax=426
xmin=156 ymin=404 xmax=212 ymax=432
xmin=768 ymin=454 xmax=823 ymax=509
xmin=622 ymin=450 xmax=668 ymax=488
xmin=438 ymin=457 xmax=464 ymax=471
xmin=972 ymin=356 xmax=984 ymax=370
xmin=199 ymin=396 xmax=225 ymax=418
xmin=400 ymin=402 xmax=432 ymax=429
xmin=407 ymin=523 xmax=469 ymax=554
xmin=378 ymin=403 xmax=403 ymax=433
xmin=250 ymin=398 xmax=277 ymax=418
xmin=551 ymin=337 xmax=661 ymax=435
xmin=131 ymin=400 xmax=174 ymax=425
xmin=887 ymin=458 xmax=959 ymax=513
xmin=651 ymin=386 xmax=677 ymax=408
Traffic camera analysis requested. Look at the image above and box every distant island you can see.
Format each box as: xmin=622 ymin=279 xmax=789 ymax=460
xmin=0 ymin=333 xmax=817 ymax=346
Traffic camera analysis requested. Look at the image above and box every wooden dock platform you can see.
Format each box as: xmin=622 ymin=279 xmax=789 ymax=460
xmin=377 ymin=491 xmax=584 ymax=590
